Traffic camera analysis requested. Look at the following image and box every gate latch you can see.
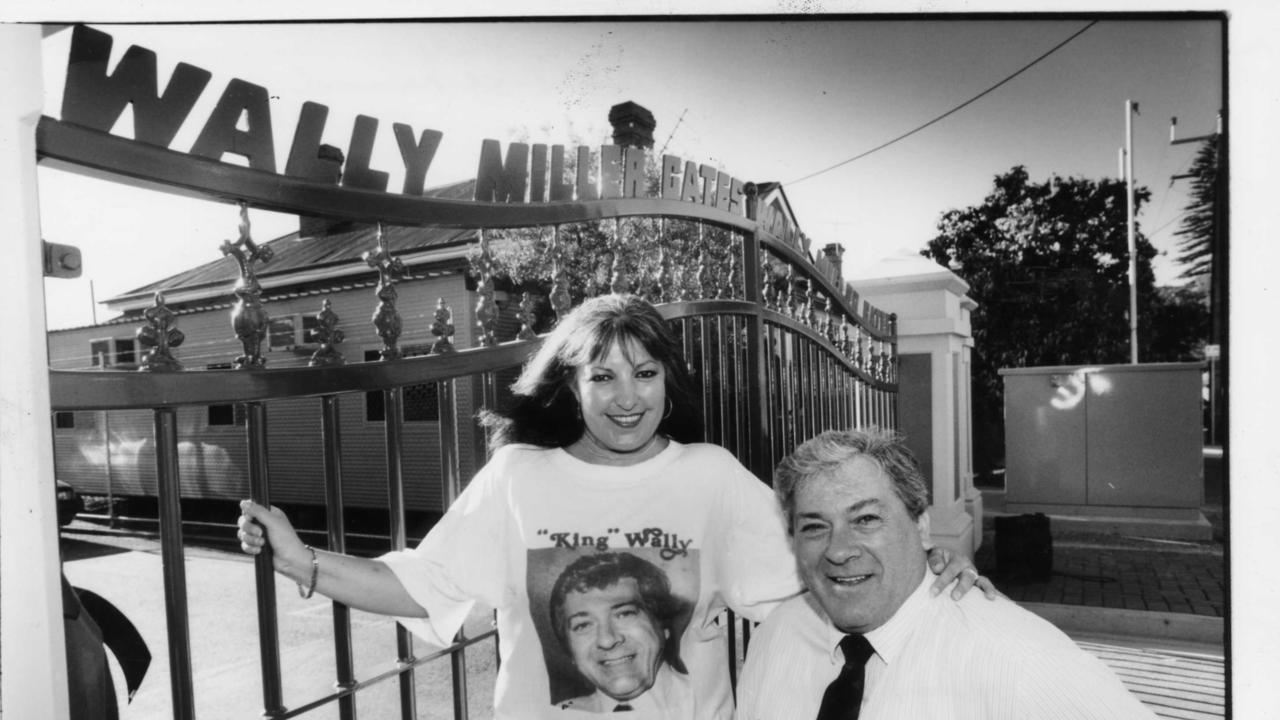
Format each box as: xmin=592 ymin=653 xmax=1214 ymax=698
xmin=43 ymin=240 xmax=82 ymax=279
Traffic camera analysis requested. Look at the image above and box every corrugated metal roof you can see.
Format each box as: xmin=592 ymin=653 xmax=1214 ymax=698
xmin=117 ymin=179 xmax=479 ymax=301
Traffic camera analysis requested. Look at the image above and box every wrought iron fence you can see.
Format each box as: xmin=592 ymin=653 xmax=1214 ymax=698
xmin=42 ymin=112 xmax=896 ymax=719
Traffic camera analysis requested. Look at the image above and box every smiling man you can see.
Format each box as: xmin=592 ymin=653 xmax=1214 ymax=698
xmin=550 ymin=552 xmax=691 ymax=714
xmin=735 ymin=428 xmax=1156 ymax=720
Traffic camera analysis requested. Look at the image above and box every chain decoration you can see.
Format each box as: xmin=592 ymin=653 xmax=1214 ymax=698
xmin=609 ymin=219 xmax=628 ymax=295
xmin=784 ymin=265 xmax=799 ymax=319
xmin=136 ymin=292 xmax=185 ymax=372
xmin=695 ymin=245 xmax=712 ymax=301
xmin=308 ymin=298 xmax=345 ymax=367
xmin=474 ymin=230 xmax=498 ymax=347
xmin=363 ymin=222 xmax=406 ymax=361
xmin=803 ymin=282 xmax=817 ymax=329
xmin=222 ymin=203 xmax=273 ymax=369
xmin=548 ymin=226 xmax=572 ymax=325
xmin=516 ymin=291 xmax=539 ymax=341
xmin=430 ymin=297 xmax=456 ymax=354
xmin=722 ymin=243 xmax=738 ymax=299
xmin=652 ymin=245 xmax=668 ymax=304
xmin=760 ymin=251 xmax=776 ymax=311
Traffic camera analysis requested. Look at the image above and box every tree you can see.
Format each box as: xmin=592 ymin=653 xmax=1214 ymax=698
xmin=921 ymin=166 xmax=1206 ymax=475
xmin=1173 ymin=138 xmax=1219 ymax=285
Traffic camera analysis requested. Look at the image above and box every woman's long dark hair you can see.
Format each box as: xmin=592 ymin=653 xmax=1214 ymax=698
xmin=482 ymin=294 xmax=702 ymax=450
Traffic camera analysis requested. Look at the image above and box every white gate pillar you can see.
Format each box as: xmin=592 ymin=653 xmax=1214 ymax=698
xmin=0 ymin=23 xmax=72 ymax=720
xmin=852 ymin=252 xmax=980 ymax=555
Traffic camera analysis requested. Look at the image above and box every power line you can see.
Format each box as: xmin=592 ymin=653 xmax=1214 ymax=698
xmin=659 ymin=109 xmax=688 ymax=157
xmin=785 ymin=20 xmax=1099 ymax=187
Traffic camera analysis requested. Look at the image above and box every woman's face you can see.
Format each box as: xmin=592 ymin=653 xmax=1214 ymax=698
xmin=571 ymin=339 xmax=668 ymax=462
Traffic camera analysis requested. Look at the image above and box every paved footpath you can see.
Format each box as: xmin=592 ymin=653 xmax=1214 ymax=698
xmin=51 ymin=523 xmax=1226 ymax=720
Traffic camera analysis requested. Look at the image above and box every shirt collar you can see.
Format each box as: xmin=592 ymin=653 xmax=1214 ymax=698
xmin=812 ymin=564 xmax=934 ymax=666
xmin=600 ymin=664 xmax=690 ymax=713
xmin=864 ymin=566 xmax=934 ymax=667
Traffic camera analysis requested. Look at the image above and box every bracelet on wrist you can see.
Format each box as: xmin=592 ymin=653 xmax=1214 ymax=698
xmin=297 ymin=545 xmax=318 ymax=599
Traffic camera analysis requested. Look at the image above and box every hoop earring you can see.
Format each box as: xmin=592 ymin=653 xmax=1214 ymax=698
xmin=663 ymin=398 xmax=674 ymax=420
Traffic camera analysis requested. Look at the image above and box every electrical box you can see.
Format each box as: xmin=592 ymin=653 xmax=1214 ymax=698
xmin=1000 ymin=363 xmax=1204 ymax=511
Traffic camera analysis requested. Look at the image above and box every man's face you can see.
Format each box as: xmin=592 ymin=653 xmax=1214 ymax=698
xmin=791 ymin=456 xmax=930 ymax=634
xmin=562 ymin=578 xmax=666 ymax=700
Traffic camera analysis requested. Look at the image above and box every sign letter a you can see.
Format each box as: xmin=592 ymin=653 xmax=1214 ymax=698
xmin=190 ymin=79 xmax=277 ymax=172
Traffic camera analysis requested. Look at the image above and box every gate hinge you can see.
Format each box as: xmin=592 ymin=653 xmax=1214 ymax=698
xmin=43 ymin=240 xmax=82 ymax=278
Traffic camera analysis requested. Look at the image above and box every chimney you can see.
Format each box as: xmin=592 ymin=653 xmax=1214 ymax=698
xmin=821 ymin=242 xmax=846 ymax=284
xmin=608 ymin=101 xmax=657 ymax=149
xmin=299 ymin=144 xmax=346 ymax=238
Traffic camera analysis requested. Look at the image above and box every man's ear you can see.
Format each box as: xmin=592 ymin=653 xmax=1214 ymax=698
xmin=916 ymin=511 xmax=932 ymax=549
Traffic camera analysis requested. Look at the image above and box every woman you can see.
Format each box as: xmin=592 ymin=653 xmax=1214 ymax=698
xmin=238 ymin=294 xmax=991 ymax=719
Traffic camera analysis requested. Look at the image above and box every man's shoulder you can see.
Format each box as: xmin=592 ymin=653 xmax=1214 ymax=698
xmin=939 ymin=591 xmax=1086 ymax=657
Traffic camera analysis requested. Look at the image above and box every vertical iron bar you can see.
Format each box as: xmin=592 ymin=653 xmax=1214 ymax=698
xmin=741 ymin=230 xmax=770 ymax=483
xmin=716 ymin=315 xmax=731 ymax=454
xmin=700 ymin=316 xmax=715 ymax=444
xmin=437 ymin=379 xmax=471 ymax=720
xmin=320 ymin=395 xmax=356 ymax=720
xmin=245 ymin=401 xmax=285 ymax=718
xmin=154 ymin=407 xmax=197 ymax=720
xmin=382 ymin=387 xmax=418 ymax=720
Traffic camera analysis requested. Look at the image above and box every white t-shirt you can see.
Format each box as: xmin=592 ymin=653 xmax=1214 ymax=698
xmin=379 ymin=440 xmax=801 ymax=719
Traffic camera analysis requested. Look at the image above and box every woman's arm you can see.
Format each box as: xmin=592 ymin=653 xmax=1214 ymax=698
xmin=237 ymin=500 xmax=428 ymax=618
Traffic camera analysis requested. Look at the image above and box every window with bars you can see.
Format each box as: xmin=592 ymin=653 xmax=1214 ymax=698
xmin=364 ymin=349 xmax=440 ymax=423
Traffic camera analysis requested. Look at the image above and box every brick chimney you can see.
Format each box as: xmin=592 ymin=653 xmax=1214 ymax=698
xmin=299 ymin=144 xmax=346 ymax=238
xmin=608 ymin=101 xmax=657 ymax=149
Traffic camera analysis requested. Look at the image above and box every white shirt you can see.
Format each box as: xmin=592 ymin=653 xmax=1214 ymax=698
xmin=736 ymin=568 xmax=1158 ymax=720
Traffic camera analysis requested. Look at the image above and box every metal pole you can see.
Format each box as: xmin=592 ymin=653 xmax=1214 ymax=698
xmin=1125 ymin=99 xmax=1139 ymax=364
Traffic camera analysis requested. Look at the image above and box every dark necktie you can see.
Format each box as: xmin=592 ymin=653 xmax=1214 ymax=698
xmin=815 ymin=634 xmax=875 ymax=720
xmin=613 ymin=703 xmax=633 ymax=711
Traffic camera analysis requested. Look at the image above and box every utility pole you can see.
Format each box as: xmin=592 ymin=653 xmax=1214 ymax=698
xmin=1123 ymin=99 xmax=1139 ymax=364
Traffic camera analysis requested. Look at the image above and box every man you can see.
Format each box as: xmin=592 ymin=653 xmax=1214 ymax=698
xmin=549 ymin=552 xmax=692 ymax=714
xmin=736 ymin=428 xmax=1156 ymax=720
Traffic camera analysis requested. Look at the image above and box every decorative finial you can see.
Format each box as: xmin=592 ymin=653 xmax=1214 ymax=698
xmin=516 ymin=291 xmax=539 ymax=341
xmin=363 ymin=222 xmax=406 ymax=361
xmin=308 ymin=298 xmax=346 ymax=367
xmin=430 ymin=297 xmax=456 ymax=354
xmin=222 ymin=202 xmax=273 ymax=369
xmin=474 ymin=230 xmax=498 ymax=347
xmin=136 ymin=292 xmax=185 ymax=372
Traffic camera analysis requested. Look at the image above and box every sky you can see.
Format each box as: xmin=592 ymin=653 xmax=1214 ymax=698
xmin=33 ymin=17 xmax=1223 ymax=330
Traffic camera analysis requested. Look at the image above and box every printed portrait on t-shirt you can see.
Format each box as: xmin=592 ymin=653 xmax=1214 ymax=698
xmin=527 ymin=534 xmax=699 ymax=713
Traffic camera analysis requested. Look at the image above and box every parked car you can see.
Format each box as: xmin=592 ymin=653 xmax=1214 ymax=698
xmin=56 ymin=479 xmax=84 ymax=527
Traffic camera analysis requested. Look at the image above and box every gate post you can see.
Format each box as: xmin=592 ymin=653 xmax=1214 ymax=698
xmin=0 ymin=23 xmax=72 ymax=720
xmin=851 ymin=252 xmax=980 ymax=555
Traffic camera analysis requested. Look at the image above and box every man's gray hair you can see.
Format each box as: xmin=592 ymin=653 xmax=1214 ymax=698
xmin=774 ymin=427 xmax=930 ymax=531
